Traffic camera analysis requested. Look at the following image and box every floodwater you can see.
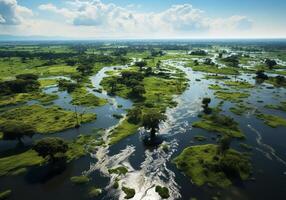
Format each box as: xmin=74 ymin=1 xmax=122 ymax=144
xmin=0 ymin=60 xmax=286 ymax=200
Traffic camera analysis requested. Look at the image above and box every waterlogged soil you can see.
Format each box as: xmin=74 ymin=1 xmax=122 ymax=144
xmin=1 ymin=60 xmax=286 ymax=200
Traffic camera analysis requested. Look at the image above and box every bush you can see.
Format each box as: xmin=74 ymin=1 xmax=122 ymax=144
xmin=0 ymin=121 xmax=36 ymax=142
xmin=33 ymin=137 xmax=68 ymax=162
xmin=155 ymin=186 xmax=170 ymax=199
xmin=122 ymin=186 xmax=135 ymax=199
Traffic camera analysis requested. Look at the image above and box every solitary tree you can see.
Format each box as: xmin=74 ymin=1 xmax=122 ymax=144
xmin=1 ymin=121 xmax=36 ymax=143
xmin=33 ymin=137 xmax=68 ymax=163
xmin=142 ymin=110 xmax=166 ymax=138
xmin=202 ymin=97 xmax=212 ymax=114
xmin=265 ymin=59 xmax=277 ymax=69
xmin=218 ymin=135 xmax=232 ymax=155
xmin=135 ymin=60 xmax=147 ymax=71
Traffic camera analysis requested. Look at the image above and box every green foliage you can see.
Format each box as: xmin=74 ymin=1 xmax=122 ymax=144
xmin=155 ymin=186 xmax=170 ymax=199
xmin=193 ymin=112 xmax=244 ymax=138
xmin=127 ymin=107 xmax=142 ymax=124
xmin=88 ymin=187 xmax=102 ymax=198
xmin=0 ymin=92 xmax=58 ymax=107
xmin=0 ymin=120 xmax=36 ymax=142
xmin=71 ymin=87 xmax=107 ymax=107
xmin=0 ymin=150 xmax=43 ymax=176
xmin=108 ymin=166 xmax=128 ymax=175
xmin=173 ymin=144 xmax=251 ymax=188
xmin=109 ymin=120 xmax=139 ymax=145
xmin=214 ymin=91 xmax=249 ymax=102
xmin=33 ymin=137 xmax=68 ymax=161
xmin=188 ymin=64 xmax=239 ymax=75
xmin=122 ymin=186 xmax=135 ymax=199
xmin=70 ymin=176 xmax=90 ymax=185
xmin=0 ymin=105 xmax=96 ymax=134
xmin=142 ymin=109 xmax=166 ymax=137
xmin=224 ymin=80 xmax=254 ymax=89
xmin=256 ymin=113 xmax=286 ymax=127
xmin=0 ymin=190 xmax=11 ymax=200
xmin=265 ymin=101 xmax=286 ymax=112
xmin=229 ymin=104 xmax=252 ymax=116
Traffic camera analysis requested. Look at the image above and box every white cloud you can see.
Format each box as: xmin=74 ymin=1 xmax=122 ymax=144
xmin=0 ymin=0 xmax=33 ymax=25
xmin=35 ymin=0 xmax=252 ymax=37
xmin=1 ymin=0 xmax=263 ymax=38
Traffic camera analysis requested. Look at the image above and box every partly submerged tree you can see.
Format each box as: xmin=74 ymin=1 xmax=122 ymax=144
xmin=202 ymin=97 xmax=212 ymax=114
xmin=218 ymin=135 xmax=232 ymax=155
xmin=0 ymin=121 xmax=36 ymax=143
xmin=143 ymin=110 xmax=166 ymax=138
xmin=33 ymin=137 xmax=68 ymax=163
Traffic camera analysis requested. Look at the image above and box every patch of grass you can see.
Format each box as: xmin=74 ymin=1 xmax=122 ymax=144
xmin=0 ymin=92 xmax=58 ymax=107
xmin=109 ymin=119 xmax=139 ymax=145
xmin=256 ymin=113 xmax=286 ymax=127
xmin=229 ymin=104 xmax=252 ymax=116
xmin=122 ymin=186 xmax=135 ymax=199
xmin=189 ymin=64 xmax=239 ymax=75
xmin=108 ymin=166 xmax=128 ymax=176
xmin=214 ymin=91 xmax=249 ymax=102
xmin=88 ymin=187 xmax=102 ymax=198
xmin=0 ymin=190 xmax=11 ymax=200
xmin=66 ymin=134 xmax=100 ymax=161
xmin=205 ymin=75 xmax=230 ymax=80
xmin=0 ymin=105 xmax=96 ymax=134
xmin=224 ymin=81 xmax=254 ymax=89
xmin=265 ymin=102 xmax=286 ymax=112
xmin=0 ymin=150 xmax=44 ymax=176
xmin=39 ymin=79 xmax=58 ymax=88
xmin=173 ymin=144 xmax=251 ymax=188
xmin=71 ymin=87 xmax=107 ymax=107
xmin=193 ymin=113 xmax=244 ymax=138
xmin=70 ymin=176 xmax=90 ymax=185
xmin=208 ymin=84 xmax=227 ymax=90
xmin=155 ymin=186 xmax=170 ymax=199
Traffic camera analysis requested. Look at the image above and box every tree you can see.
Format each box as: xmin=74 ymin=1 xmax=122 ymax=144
xmin=127 ymin=108 xmax=142 ymax=124
xmin=218 ymin=135 xmax=232 ymax=155
xmin=33 ymin=137 xmax=68 ymax=162
xmin=130 ymin=85 xmax=145 ymax=98
xmin=76 ymin=64 xmax=93 ymax=75
xmin=1 ymin=121 xmax=36 ymax=143
xmin=142 ymin=110 xmax=166 ymax=137
xmin=202 ymin=97 xmax=211 ymax=114
xmin=255 ymin=70 xmax=268 ymax=80
xmin=156 ymin=60 xmax=161 ymax=69
xmin=265 ymin=59 xmax=277 ymax=69
xmin=145 ymin=67 xmax=153 ymax=76
xmin=194 ymin=60 xmax=199 ymax=66
xmin=135 ymin=60 xmax=147 ymax=71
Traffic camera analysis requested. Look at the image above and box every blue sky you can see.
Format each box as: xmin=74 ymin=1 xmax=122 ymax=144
xmin=1 ymin=0 xmax=286 ymax=38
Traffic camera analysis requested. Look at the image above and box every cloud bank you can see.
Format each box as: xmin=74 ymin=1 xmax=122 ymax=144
xmin=4 ymin=0 xmax=284 ymax=39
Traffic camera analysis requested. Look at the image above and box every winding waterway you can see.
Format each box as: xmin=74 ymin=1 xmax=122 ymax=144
xmin=0 ymin=59 xmax=286 ymax=200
